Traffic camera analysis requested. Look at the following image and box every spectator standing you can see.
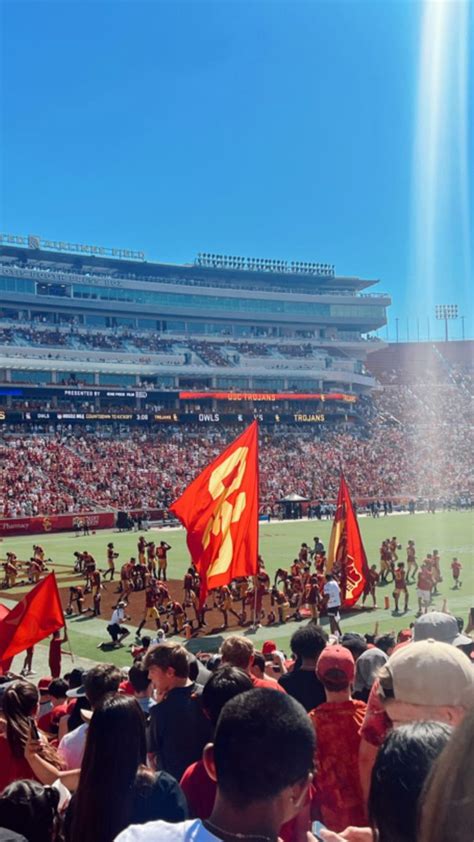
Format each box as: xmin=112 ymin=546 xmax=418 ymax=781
xmin=67 ymin=694 xmax=187 ymax=842
xmin=115 ymin=689 xmax=316 ymax=842
xmin=58 ymin=664 xmax=121 ymax=769
xmin=128 ymin=664 xmax=156 ymax=716
xmin=309 ymin=645 xmax=366 ymax=832
xmin=278 ymin=625 xmax=328 ymax=711
xmin=0 ymin=682 xmax=62 ymax=792
xmin=48 ymin=629 xmax=68 ymax=679
xmin=323 ymin=575 xmax=342 ymax=636
xmin=220 ymin=636 xmax=286 ymax=691
xmin=0 ymin=780 xmax=62 ymax=842
xmin=144 ymin=644 xmax=212 ymax=782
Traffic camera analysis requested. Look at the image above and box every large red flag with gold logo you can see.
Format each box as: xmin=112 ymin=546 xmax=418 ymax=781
xmin=170 ymin=421 xmax=259 ymax=604
xmin=0 ymin=573 xmax=65 ymax=662
xmin=327 ymin=473 xmax=368 ymax=607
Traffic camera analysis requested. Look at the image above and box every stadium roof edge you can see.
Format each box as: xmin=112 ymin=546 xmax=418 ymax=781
xmin=0 ymin=242 xmax=378 ymax=291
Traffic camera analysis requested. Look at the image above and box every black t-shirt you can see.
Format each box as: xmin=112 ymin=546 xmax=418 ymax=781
xmin=149 ymin=683 xmax=212 ymax=782
xmin=278 ymin=668 xmax=326 ymax=712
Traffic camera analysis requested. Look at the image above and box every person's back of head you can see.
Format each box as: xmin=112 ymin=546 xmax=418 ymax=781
xmin=128 ymin=664 xmax=151 ymax=696
xmin=375 ymin=634 xmax=396 ymax=655
xmin=369 ymin=722 xmax=452 ymax=842
xmin=316 ymin=645 xmax=355 ymax=695
xmin=419 ymin=708 xmax=474 ymax=842
xmin=202 ymin=665 xmax=253 ymax=729
xmin=84 ymin=663 xmax=122 ymax=708
xmin=71 ymin=694 xmax=146 ymax=842
xmin=341 ymin=633 xmax=368 ymax=662
xmin=291 ymin=625 xmax=328 ymax=663
xmin=378 ymin=640 xmax=474 ymax=727
xmin=48 ymin=678 xmax=68 ymax=701
xmin=2 ymin=682 xmax=38 ymax=757
xmin=0 ymin=780 xmax=60 ymax=842
xmin=220 ymin=636 xmax=254 ymax=671
xmin=208 ymin=688 xmax=315 ymax=817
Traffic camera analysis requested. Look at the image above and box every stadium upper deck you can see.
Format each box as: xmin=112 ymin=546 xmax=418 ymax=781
xmin=0 ymin=233 xmax=390 ymax=406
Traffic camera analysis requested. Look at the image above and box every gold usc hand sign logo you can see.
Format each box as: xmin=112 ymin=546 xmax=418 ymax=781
xmin=202 ymin=446 xmax=249 ymax=578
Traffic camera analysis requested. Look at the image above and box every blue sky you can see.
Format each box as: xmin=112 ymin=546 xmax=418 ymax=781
xmin=1 ymin=0 xmax=472 ymax=341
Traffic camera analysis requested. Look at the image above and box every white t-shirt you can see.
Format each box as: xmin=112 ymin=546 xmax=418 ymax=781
xmin=58 ymin=722 xmax=88 ymax=769
xmin=323 ymin=580 xmax=341 ymax=609
xmin=111 ymin=607 xmax=125 ymax=625
xmin=114 ymin=819 xmax=219 ymax=842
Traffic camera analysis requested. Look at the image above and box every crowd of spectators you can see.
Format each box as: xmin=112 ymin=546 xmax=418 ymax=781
xmin=0 ymin=615 xmax=473 ymax=841
xmin=0 ymin=323 xmax=364 ymax=370
xmin=0 ymin=370 xmax=472 ymax=517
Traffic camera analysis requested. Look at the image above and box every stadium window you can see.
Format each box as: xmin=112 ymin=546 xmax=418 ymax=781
xmin=10 ymin=369 xmax=52 ymax=384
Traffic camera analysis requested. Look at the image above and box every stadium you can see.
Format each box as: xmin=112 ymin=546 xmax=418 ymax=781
xmin=0 ymin=230 xmax=472 ymax=662
xmin=1 ymin=0 xmax=474 ymax=838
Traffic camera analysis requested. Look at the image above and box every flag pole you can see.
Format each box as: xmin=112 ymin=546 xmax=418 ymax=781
xmin=64 ymin=620 xmax=75 ymax=663
xmin=252 ymin=575 xmax=258 ymax=628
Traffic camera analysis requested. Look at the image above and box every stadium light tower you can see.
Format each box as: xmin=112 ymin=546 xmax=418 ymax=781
xmin=435 ymin=304 xmax=458 ymax=342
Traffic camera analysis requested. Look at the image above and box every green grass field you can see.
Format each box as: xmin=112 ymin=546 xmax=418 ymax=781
xmin=1 ymin=511 xmax=472 ymax=666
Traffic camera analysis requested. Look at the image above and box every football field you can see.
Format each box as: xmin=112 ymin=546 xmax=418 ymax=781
xmin=1 ymin=510 xmax=472 ymax=666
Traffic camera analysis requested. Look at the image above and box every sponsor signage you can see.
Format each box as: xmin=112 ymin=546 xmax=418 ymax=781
xmin=179 ymin=391 xmax=356 ymax=403
xmin=0 ymin=232 xmax=145 ymax=261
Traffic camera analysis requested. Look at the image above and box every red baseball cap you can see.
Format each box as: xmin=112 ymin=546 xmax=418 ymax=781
xmin=38 ymin=677 xmax=52 ymax=692
xmin=316 ymin=645 xmax=355 ymax=683
xmin=262 ymin=640 xmax=277 ymax=655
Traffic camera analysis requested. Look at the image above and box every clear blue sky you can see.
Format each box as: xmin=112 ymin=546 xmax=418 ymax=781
xmin=1 ymin=0 xmax=473 ymax=341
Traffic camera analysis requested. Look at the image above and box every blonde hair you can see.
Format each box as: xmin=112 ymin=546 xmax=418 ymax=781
xmin=419 ymin=707 xmax=474 ymax=842
xmin=221 ymin=636 xmax=254 ymax=670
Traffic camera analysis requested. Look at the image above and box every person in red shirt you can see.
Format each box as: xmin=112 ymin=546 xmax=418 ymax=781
xmin=103 ymin=542 xmax=119 ymax=582
xmin=156 ymin=541 xmax=171 ymax=581
xmin=362 ymin=564 xmax=379 ymax=609
xmin=416 ymin=563 xmax=433 ymax=615
xmin=305 ymin=575 xmax=321 ymax=620
xmin=0 ymin=681 xmax=61 ymax=792
xmin=393 ymin=562 xmax=409 ymax=613
xmin=137 ymin=583 xmax=161 ymax=636
xmin=48 ymin=629 xmax=68 ymax=679
xmin=309 ymin=644 xmax=367 ymax=833
xmin=146 ymin=540 xmax=157 ymax=577
xmin=183 ymin=568 xmax=195 ymax=603
xmin=451 ymin=557 xmax=462 ymax=589
xmin=180 ymin=665 xmax=253 ymax=819
xmin=37 ymin=678 xmax=69 ymax=736
xmin=220 ymin=636 xmax=286 ymax=692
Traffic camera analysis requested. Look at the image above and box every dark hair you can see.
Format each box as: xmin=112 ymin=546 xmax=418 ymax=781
xmin=84 ymin=663 xmax=121 ymax=707
xmin=70 ymin=694 xmax=146 ymax=842
xmin=341 ymin=633 xmax=368 ymax=661
xmin=0 ymin=780 xmax=60 ymax=842
xmin=128 ymin=664 xmax=151 ymax=694
xmin=202 ymin=666 xmax=253 ymax=728
xmin=374 ymin=634 xmax=396 ymax=654
xmin=48 ymin=679 xmax=68 ymax=700
xmin=143 ymin=643 xmax=189 ymax=678
xmin=369 ymin=722 xmax=452 ymax=842
xmin=213 ymin=689 xmax=314 ymax=807
xmin=290 ymin=625 xmax=328 ymax=660
xmin=252 ymin=653 xmax=266 ymax=673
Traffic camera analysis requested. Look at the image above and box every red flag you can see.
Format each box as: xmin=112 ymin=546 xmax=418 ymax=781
xmin=170 ymin=421 xmax=259 ymax=604
xmin=0 ymin=604 xmax=12 ymax=674
xmin=0 ymin=573 xmax=65 ymax=662
xmin=327 ymin=473 xmax=368 ymax=607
